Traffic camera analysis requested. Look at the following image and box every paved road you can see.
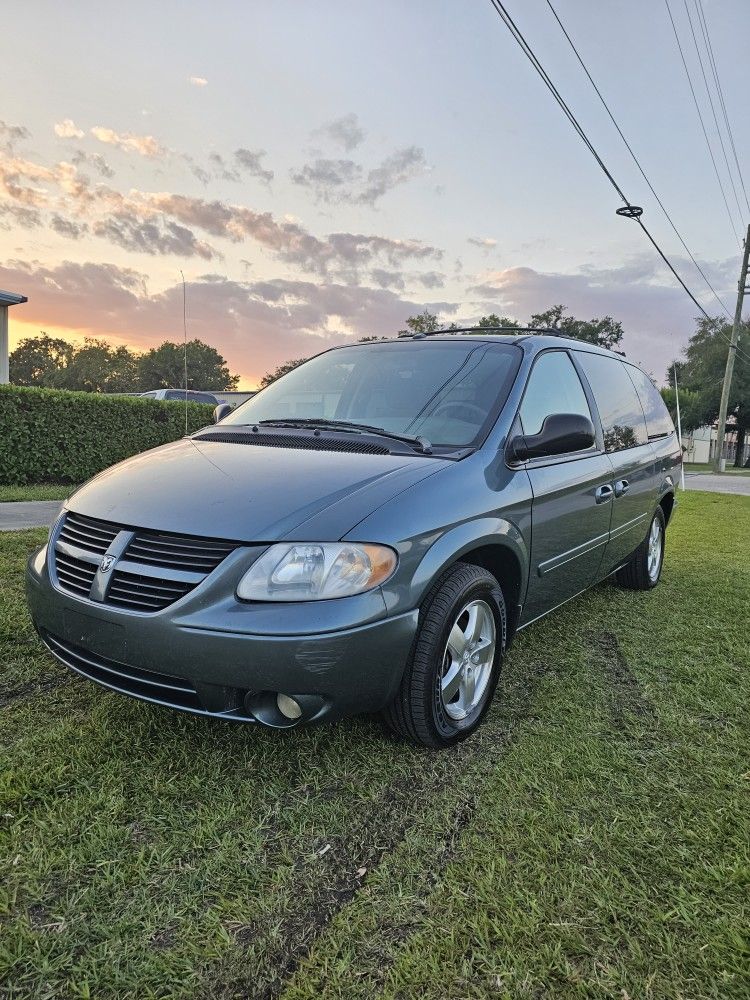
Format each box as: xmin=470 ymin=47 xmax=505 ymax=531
xmin=0 ymin=501 xmax=62 ymax=531
xmin=684 ymin=473 xmax=750 ymax=496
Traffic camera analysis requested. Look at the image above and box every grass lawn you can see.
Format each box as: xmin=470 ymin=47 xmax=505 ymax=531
xmin=1 ymin=491 xmax=749 ymax=999
xmin=0 ymin=484 xmax=75 ymax=502
xmin=684 ymin=462 xmax=750 ymax=477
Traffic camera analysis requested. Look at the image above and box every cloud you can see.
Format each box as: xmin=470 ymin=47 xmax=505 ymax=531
xmin=92 ymin=217 xmax=218 ymax=259
xmin=0 ymin=203 xmax=42 ymax=229
xmin=54 ymin=119 xmax=84 ymax=139
xmin=313 ymin=113 xmax=365 ymax=152
xmin=468 ymin=237 xmax=497 ymax=251
xmin=290 ymin=158 xmax=362 ymax=201
xmin=468 ymin=258 xmax=733 ymax=379
xmin=358 ymin=146 xmax=428 ymax=206
xmin=0 ymin=121 xmax=31 ymax=153
xmin=416 ymin=270 xmax=445 ymax=289
xmin=370 ymin=268 xmax=405 ymax=291
xmin=71 ymin=149 xmax=115 ymax=178
xmin=90 ymin=126 xmax=165 ymax=158
xmin=290 ymin=146 xmax=428 ymax=206
xmin=50 ymin=214 xmax=89 ymax=239
xmin=234 ymin=148 xmax=274 ymax=185
xmin=0 ymin=259 xmax=458 ymax=383
xmin=189 ymin=76 xmax=208 ymax=87
xmin=0 ymin=145 xmax=441 ymax=272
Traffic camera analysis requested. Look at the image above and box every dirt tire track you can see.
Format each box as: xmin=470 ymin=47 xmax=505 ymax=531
xmin=587 ymin=630 xmax=656 ymax=727
xmin=201 ymin=660 xmax=555 ymax=1000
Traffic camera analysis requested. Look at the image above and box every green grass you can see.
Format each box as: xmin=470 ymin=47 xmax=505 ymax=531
xmin=685 ymin=462 xmax=750 ymax=477
xmin=0 ymin=484 xmax=75 ymax=502
xmin=1 ymin=491 xmax=749 ymax=999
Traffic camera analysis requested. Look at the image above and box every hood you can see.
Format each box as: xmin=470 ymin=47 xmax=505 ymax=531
xmin=67 ymin=436 xmax=449 ymax=541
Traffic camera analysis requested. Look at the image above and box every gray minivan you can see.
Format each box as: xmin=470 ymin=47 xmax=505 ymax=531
xmin=27 ymin=331 xmax=681 ymax=748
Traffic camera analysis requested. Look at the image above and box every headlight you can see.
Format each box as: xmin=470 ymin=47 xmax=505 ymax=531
xmin=236 ymin=542 xmax=397 ymax=602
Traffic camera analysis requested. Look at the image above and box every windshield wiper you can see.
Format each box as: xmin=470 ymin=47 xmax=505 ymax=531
xmin=255 ymin=418 xmax=432 ymax=454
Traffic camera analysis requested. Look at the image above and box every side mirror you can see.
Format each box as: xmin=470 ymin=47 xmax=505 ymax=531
xmin=510 ymin=413 xmax=595 ymax=462
xmin=213 ymin=402 xmax=233 ymax=423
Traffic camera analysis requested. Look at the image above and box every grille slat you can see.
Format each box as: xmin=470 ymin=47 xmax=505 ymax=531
xmin=53 ymin=513 xmax=238 ymax=612
xmin=54 ymin=551 xmax=97 ymax=596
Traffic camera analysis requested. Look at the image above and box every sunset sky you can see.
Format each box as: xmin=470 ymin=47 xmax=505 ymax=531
xmin=1 ymin=0 xmax=748 ymax=387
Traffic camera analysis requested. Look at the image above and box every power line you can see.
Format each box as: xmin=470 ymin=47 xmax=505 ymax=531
xmin=663 ymin=0 xmax=741 ymax=247
xmin=681 ymin=0 xmax=744 ymax=227
xmin=486 ymin=3 xmax=726 ymax=321
xmin=694 ymin=0 xmax=750 ymax=217
xmin=544 ymin=0 xmax=732 ymax=321
xmin=485 ymin=0 xmax=750 ymax=366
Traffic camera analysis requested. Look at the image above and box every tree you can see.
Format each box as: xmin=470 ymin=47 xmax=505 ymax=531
xmin=676 ymin=317 xmax=750 ymax=466
xmin=529 ymin=304 xmax=624 ymax=350
xmin=9 ymin=334 xmax=75 ymax=387
xmin=57 ymin=339 xmax=139 ymax=393
xmin=136 ymin=340 xmax=239 ymax=391
xmin=397 ymin=310 xmax=447 ymax=336
xmin=474 ymin=314 xmax=522 ymax=330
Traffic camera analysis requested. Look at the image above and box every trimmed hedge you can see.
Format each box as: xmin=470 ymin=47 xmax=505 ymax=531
xmin=0 ymin=385 xmax=214 ymax=485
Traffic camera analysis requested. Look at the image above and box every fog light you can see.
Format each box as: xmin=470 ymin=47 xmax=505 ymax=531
xmin=276 ymin=693 xmax=302 ymax=720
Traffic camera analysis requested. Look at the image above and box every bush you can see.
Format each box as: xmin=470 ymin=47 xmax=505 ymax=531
xmin=0 ymin=385 xmax=214 ymax=485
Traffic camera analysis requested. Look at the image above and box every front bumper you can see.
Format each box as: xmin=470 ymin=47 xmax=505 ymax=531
xmin=26 ymin=544 xmax=417 ymax=726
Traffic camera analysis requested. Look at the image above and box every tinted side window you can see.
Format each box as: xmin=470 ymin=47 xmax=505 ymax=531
xmin=625 ymin=366 xmax=675 ymax=441
xmin=165 ymin=390 xmax=184 ymax=401
xmin=576 ymin=353 xmax=648 ymax=452
xmin=519 ymin=351 xmax=591 ymax=437
xmin=189 ymin=392 xmax=217 ymax=404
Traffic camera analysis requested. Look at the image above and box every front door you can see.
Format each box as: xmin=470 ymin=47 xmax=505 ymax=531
xmin=514 ymin=349 xmax=614 ymax=624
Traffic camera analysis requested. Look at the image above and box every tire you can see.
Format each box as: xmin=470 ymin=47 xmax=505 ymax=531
xmin=382 ymin=562 xmax=506 ymax=749
xmin=615 ymin=505 xmax=666 ymax=591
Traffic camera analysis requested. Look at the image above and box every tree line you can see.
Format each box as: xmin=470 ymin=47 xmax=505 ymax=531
xmin=11 ymin=308 xmax=748 ymax=466
xmin=9 ymin=335 xmax=239 ymax=393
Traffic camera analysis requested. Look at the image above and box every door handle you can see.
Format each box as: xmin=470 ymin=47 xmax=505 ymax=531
xmin=595 ymin=484 xmax=614 ymax=504
xmin=614 ymin=479 xmax=629 ymax=497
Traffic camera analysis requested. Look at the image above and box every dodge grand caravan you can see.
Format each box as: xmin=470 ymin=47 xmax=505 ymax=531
xmin=26 ymin=331 xmax=681 ymax=748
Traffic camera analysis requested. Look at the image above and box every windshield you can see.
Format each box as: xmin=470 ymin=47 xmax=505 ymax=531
xmin=222 ymin=341 xmax=522 ymax=449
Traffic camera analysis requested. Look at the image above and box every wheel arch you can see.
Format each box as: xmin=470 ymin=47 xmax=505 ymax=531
xmin=407 ymin=518 xmax=528 ymax=643
xmin=659 ymin=489 xmax=676 ymax=525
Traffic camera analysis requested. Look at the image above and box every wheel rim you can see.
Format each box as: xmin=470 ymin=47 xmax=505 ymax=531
xmin=647 ymin=517 xmax=663 ymax=582
xmin=440 ymin=599 xmax=496 ymax=721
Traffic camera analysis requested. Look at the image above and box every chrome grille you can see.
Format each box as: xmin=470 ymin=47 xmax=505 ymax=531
xmin=54 ymin=550 xmax=98 ymax=597
xmin=124 ymin=530 xmax=236 ymax=574
xmin=52 ymin=512 xmax=238 ymax=613
xmin=108 ymin=569 xmax=193 ymax=612
xmin=58 ymin=512 xmax=120 ymax=555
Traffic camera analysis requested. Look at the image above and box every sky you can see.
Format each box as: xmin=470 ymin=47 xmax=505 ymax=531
xmin=1 ymin=0 xmax=748 ymax=387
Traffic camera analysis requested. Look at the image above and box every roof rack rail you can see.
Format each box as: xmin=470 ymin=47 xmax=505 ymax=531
xmin=405 ymin=325 xmax=561 ymax=339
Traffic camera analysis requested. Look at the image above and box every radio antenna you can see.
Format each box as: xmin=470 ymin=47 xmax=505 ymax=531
xmin=180 ymin=269 xmax=188 ymax=435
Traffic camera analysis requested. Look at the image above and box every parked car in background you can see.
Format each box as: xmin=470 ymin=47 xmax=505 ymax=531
xmin=27 ymin=331 xmax=681 ymax=748
xmin=140 ymin=389 xmax=219 ymax=405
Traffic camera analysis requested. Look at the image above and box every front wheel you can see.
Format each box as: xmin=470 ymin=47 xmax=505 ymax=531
xmin=382 ymin=563 xmax=506 ymax=748
xmin=615 ymin=506 xmax=665 ymax=590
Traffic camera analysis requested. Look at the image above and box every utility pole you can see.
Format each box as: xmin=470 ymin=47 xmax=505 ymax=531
xmin=673 ymin=359 xmax=686 ymax=490
xmin=714 ymin=224 xmax=750 ymax=472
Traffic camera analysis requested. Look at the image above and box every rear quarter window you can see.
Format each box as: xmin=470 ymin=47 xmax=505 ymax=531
xmin=576 ymin=353 xmax=648 ymax=452
xmin=625 ymin=365 xmax=675 ymax=441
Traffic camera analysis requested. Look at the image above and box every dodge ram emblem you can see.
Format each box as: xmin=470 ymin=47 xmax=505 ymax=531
xmin=99 ymin=555 xmax=115 ymax=573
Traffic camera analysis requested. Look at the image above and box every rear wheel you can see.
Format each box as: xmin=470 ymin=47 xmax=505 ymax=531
xmin=615 ymin=506 xmax=665 ymax=590
xmin=382 ymin=563 xmax=506 ymax=748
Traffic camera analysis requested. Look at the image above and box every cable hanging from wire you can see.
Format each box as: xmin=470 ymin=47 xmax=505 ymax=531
xmin=486 ymin=0 xmax=750 ymax=366
xmin=663 ymin=0 xmax=741 ymax=247
xmin=544 ymin=0 xmax=732 ymax=322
